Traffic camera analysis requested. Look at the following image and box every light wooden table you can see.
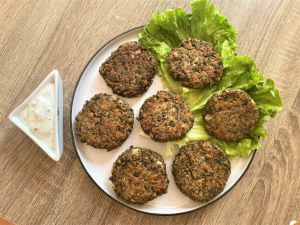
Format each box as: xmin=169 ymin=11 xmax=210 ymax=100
xmin=1 ymin=0 xmax=299 ymax=224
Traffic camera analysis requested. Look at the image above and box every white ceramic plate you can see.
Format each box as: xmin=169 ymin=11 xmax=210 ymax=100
xmin=70 ymin=26 xmax=255 ymax=215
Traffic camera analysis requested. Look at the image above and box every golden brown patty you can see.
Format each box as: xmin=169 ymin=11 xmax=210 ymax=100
xmin=75 ymin=93 xmax=134 ymax=150
xmin=110 ymin=146 xmax=169 ymax=204
xmin=99 ymin=41 xmax=157 ymax=97
xmin=167 ymin=38 xmax=222 ymax=89
xmin=172 ymin=141 xmax=231 ymax=202
xmin=138 ymin=90 xmax=194 ymax=142
xmin=203 ymin=88 xmax=259 ymax=142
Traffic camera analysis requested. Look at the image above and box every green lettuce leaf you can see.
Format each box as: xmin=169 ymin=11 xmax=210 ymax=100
xmin=138 ymin=32 xmax=171 ymax=61
xmin=138 ymin=8 xmax=190 ymax=61
xmin=190 ymin=0 xmax=237 ymax=67
xmin=138 ymin=0 xmax=283 ymax=157
xmin=248 ymin=79 xmax=283 ymax=117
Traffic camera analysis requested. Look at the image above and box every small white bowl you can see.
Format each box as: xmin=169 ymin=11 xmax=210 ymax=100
xmin=9 ymin=69 xmax=64 ymax=161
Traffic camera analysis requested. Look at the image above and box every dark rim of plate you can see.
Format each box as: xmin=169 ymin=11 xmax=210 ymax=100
xmin=69 ymin=25 xmax=256 ymax=216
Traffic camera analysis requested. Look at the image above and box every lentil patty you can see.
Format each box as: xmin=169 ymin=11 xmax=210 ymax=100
xmin=75 ymin=93 xmax=134 ymax=150
xmin=138 ymin=90 xmax=194 ymax=142
xmin=172 ymin=141 xmax=231 ymax=202
xmin=203 ymin=88 xmax=259 ymax=142
xmin=110 ymin=146 xmax=169 ymax=204
xmin=99 ymin=41 xmax=157 ymax=97
xmin=167 ymin=38 xmax=222 ymax=89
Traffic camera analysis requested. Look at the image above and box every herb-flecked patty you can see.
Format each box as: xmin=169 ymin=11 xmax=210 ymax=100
xmin=75 ymin=93 xmax=134 ymax=150
xmin=203 ymin=88 xmax=259 ymax=142
xmin=172 ymin=141 xmax=231 ymax=202
xmin=110 ymin=146 xmax=169 ymax=204
xmin=138 ymin=90 xmax=194 ymax=142
xmin=167 ymin=38 xmax=222 ymax=89
xmin=99 ymin=41 xmax=157 ymax=97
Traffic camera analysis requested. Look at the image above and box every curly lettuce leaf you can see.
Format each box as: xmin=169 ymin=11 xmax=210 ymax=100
xmin=138 ymin=32 xmax=171 ymax=61
xmin=248 ymin=79 xmax=283 ymax=117
xmin=138 ymin=0 xmax=283 ymax=157
xmin=138 ymin=8 xmax=190 ymax=61
xmin=158 ymin=63 xmax=183 ymax=94
xmin=180 ymin=56 xmax=264 ymax=111
xmin=190 ymin=0 xmax=237 ymax=67
xmin=173 ymin=57 xmax=282 ymax=157
xmin=139 ymin=0 xmax=237 ymax=66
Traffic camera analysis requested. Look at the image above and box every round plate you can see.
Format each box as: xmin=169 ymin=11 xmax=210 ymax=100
xmin=70 ymin=26 xmax=255 ymax=215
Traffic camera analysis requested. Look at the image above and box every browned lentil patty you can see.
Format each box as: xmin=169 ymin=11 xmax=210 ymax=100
xmin=75 ymin=93 xmax=134 ymax=150
xmin=167 ymin=38 xmax=222 ymax=89
xmin=99 ymin=41 xmax=157 ymax=97
xmin=138 ymin=90 xmax=194 ymax=142
xmin=172 ymin=141 xmax=231 ymax=202
xmin=203 ymin=88 xmax=259 ymax=142
xmin=110 ymin=146 xmax=169 ymax=204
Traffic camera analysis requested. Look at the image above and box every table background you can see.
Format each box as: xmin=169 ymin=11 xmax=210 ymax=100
xmin=1 ymin=0 xmax=299 ymax=224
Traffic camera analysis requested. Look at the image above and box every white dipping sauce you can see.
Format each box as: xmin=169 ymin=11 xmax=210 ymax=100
xmin=20 ymin=83 xmax=56 ymax=150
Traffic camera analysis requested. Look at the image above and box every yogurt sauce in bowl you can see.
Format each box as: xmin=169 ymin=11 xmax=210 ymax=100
xmin=9 ymin=69 xmax=64 ymax=161
xmin=20 ymin=82 xmax=56 ymax=150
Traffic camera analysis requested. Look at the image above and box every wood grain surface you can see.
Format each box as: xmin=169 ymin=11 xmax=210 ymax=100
xmin=1 ymin=0 xmax=299 ymax=224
